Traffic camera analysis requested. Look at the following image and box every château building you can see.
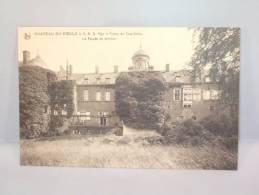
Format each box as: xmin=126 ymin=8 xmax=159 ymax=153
xmin=20 ymin=48 xmax=221 ymax=130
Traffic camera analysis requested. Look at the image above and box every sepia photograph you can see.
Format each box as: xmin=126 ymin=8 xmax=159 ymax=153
xmin=18 ymin=27 xmax=240 ymax=170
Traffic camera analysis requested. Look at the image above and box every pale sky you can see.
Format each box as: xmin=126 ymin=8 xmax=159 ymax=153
xmin=18 ymin=27 xmax=195 ymax=73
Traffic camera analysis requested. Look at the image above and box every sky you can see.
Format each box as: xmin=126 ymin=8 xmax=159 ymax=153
xmin=18 ymin=27 xmax=195 ymax=73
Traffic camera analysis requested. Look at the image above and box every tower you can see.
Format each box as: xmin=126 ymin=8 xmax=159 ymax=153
xmin=128 ymin=45 xmax=153 ymax=71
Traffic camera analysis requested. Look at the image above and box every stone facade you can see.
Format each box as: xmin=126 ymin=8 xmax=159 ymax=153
xmin=75 ymin=83 xmax=119 ymax=128
xmin=163 ymin=82 xmax=221 ymax=122
xmin=68 ymin=48 xmax=221 ymax=126
xmin=20 ymin=48 xmax=222 ymax=131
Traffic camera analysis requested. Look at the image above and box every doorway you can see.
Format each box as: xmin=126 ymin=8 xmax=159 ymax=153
xmin=100 ymin=117 xmax=107 ymax=126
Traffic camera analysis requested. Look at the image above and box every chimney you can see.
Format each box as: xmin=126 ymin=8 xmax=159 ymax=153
xmin=95 ymin=65 xmax=99 ymax=74
xmin=66 ymin=60 xmax=72 ymax=80
xmin=114 ymin=65 xmax=118 ymax=73
xmin=22 ymin=50 xmax=30 ymax=65
xmin=69 ymin=64 xmax=73 ymax=75
xmin=165 ymin=63 xmax=170 ymax=72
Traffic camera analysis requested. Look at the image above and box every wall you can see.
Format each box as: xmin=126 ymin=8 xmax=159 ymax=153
xmin=76 ymin=84 xmax=118 ymax=127
xmin=164 ymin=83 xmax=221 ymax=122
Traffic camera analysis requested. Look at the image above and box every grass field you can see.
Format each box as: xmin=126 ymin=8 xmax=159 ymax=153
xmin=20 ymin=127 xmax=237 ymax=169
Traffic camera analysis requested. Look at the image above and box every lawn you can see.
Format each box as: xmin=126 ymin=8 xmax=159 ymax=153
xmin=20 ymin=128 xmax=237 ymax=169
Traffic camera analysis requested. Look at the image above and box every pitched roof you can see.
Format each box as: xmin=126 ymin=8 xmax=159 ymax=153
xmin=74 ymin=72 xmax=119 ymax=85
xmin=162 ymin=70 xmax=192 ymax=83
xmin=26 ymin=55 xmax=48 ymax=68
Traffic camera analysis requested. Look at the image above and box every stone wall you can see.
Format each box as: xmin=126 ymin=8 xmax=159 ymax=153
xmin=163 ymin=83 xmax=221 ymax=122
xmin=76 ymin=85 xmax=118 ymax=128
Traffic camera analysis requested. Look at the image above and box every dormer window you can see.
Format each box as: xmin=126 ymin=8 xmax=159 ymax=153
xmin=84 ymin=78 xmax=89 ymax=84
xmin=175 ymin=76 xmax=182 ymax=82
xmin=96 ymin=78 xmax=101 ymax=84
xmin=105 ymin=78 xmax=111 ymax=84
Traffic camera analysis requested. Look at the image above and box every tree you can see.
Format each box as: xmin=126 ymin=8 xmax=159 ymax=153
xmin=19 ymin=66 xmax=56 ymax=138
xmin=48 ymin=80 xmax=75 ymax=131
xmin=115 ymin=71 xmax=169 ymax=130
xmin=191 ymin=28 xmax=240 ymax=107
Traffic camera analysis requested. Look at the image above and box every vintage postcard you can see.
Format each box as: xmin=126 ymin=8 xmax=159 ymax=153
xmin=18 ymin=27 xmax=239 ymax=169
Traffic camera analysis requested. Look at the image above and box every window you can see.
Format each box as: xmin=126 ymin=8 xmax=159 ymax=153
xmin=174 ymin=88 xmax=181 ymax=101
xmin=79 ymin=112 xmax=91 ymax=121
xmin=96 ymin=78 xmax=101 ymax=84
xmin=182 ymin=87 xmax=192 ymax=107
xmin=183 ymin=104 xmax=192 ymax=108
xmin=183 ymin=87 xmax=192 ymax=101
xmin=96 ymin=91 xmax=101 ymax=101
xmin=61 ymin=110 xmax=67 ymax=116
xmin=203 ymin=90 xmax=210 ymax=100
xmin=105 ymin=78 xmax=111 ymax=84
xmin=84 ymin=78 xmax=89 ymax=84
xmin=192 ymin=88 xmax=201 ymax=101
xmin=83 ymin=90 xmax=89 ymax=101
xmin=54 ymin=110 xmax=58 ymax=115
xmin=105 ymin=91 xmax=111 ymax=101
xmin=210 ymin=90 xmax=220 ymax=100
xmin=98 ymin=112 xmax=109 ymax=116
xmin=100 ymin=117 xmax=107 ymax=126
xmin=175 ymin=76 xmax=182 ymax=82
xmin=85 ymin=112 xmax=91 ymax=120
xmin=99 ymin=112 xmax=109 ymax=126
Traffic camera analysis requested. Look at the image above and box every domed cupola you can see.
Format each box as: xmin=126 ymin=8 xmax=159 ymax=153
xmin=129 ymin=46 xmax=153 ymax=71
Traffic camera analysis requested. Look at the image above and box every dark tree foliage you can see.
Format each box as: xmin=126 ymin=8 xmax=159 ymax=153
xmin=115 ymin=71 xmax=169 ymax=130
xmin=191 ymin=27 xmax=240 ymax=108
xmin=19 ymin=66 xmax=56 ymax=138
xmin=48 ymin=80 xmax=75 ymax=131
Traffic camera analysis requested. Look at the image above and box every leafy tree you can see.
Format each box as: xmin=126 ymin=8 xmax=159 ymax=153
xmin=191 ymin=28 xmax=240 ymax=107
xmin=115 ymin=71 xmax=169 ymax=130
xmin=48 ymin=80 xmax=75 ymax=131
xmin=19 ymin=66 xmax=56 ymax=138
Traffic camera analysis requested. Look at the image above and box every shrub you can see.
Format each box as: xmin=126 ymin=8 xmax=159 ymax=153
xmin=200 ymin=113 xmax=238 ymax=138
xmin=200 ymin=113 xmax=238 ymax=150
xmin=163 ymin=119 xmax=215 ymax=146
xmin=162 ymin=115 xmax=238 ymax=150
